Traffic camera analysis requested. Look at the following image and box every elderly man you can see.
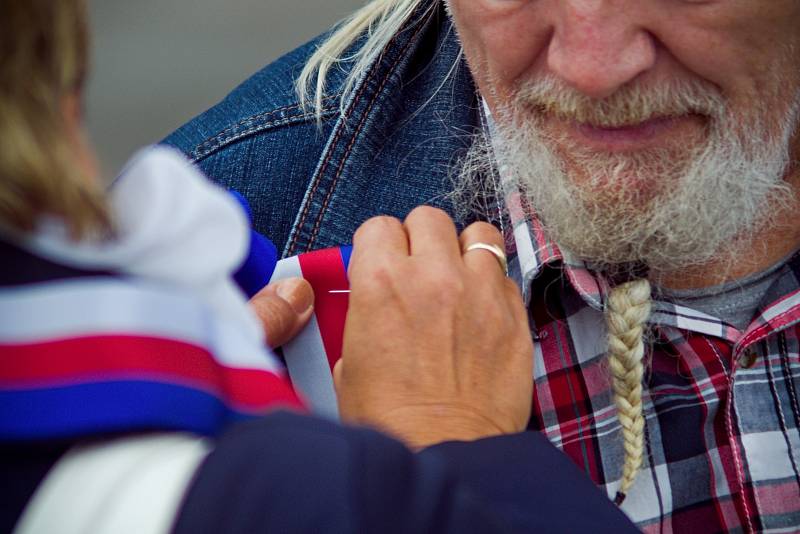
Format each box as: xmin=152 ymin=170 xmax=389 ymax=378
xmin=166 ymin=0 xmax=800 ymax=531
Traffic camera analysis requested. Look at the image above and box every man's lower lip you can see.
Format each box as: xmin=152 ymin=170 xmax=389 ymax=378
xmin=572 ymin=116 xmax=681 ymax=150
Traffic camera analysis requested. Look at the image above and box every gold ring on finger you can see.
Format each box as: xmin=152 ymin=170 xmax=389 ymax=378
xmin=463 ymin=242 xmax=508 ymax=275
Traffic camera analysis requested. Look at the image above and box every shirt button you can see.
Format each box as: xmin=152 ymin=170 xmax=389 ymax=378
xmin=738 ymin=348 xmax=758 ymax=369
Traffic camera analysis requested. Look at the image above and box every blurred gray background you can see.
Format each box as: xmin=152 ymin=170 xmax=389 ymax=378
xmin=87 ymin=0 xmax=363 ymax=177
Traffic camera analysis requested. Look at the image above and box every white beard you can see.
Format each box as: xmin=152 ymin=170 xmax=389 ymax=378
xmin=458 ymin=77 xmax=799 ymax=274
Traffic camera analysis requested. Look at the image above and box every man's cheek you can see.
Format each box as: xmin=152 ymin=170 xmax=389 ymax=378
xmin=450 ymin=2 xmax=552 ymax=91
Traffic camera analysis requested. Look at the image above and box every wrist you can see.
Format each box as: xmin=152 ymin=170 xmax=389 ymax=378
xmin=367 ymin=404 xmax=507 ymax=450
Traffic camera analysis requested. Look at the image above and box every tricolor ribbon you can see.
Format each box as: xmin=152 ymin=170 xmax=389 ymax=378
xmin=270 ymin=247 xmax=352 ymax=419
xmin=0 ymin=279 xmax=303 ymax=442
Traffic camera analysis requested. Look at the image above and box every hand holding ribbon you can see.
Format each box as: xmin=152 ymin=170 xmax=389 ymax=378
xmin=334 ymin=207 xmax=534 ymax=449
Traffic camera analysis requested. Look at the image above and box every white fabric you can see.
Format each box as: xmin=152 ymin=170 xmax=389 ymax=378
xmin=0 ymin=146 xmax=275 ymax=368
xmin=480 ymin=98 xmax=539 ymax=305
xmin=0 ymin=278 xmax=282 ymax=372
xmin=13 ymin=434 xmax=211 ymax=534
xmin=269 ymin=256 xmax=340 ymax=418
xmin=10 ymin=146 xmax=265 ymax=349
xmin=5 ymin=148 xmax=282 ymax=532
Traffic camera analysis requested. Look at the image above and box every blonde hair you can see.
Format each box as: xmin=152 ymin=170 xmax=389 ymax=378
xmin=0 ymin=0 xmax=110 ymax=239
xmin=606 ymin=279 xmax=652 ymax=504
xmin=302 ymin=0 xmax=652 ymax=503
xmin=296 ymin=0 xmax=428 ymax=117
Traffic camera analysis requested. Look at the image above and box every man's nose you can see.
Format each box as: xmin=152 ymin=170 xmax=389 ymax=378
xmin=546 ymin=1 xmax=656 ymax=99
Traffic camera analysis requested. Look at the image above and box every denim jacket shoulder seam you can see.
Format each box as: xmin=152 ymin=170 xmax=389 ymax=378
xmin=287 ymin=7 xmax=438 ymax=255
xmin=306 ymin=17 xmax=433 ymax=250
xmin=189 ymin=98 xmax=339 ymax=163
xmin=286 ymin=89 xmax=373 ymax=255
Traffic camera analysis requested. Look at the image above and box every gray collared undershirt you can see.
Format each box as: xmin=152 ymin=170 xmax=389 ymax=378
xmin=654 ymin=251 xmax=798 ymax=332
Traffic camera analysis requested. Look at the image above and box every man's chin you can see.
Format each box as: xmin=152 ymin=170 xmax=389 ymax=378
xmin=547 ymin=137 xmax=697 ymax=202
xmin=536 ymin=188 xmax=730 ymax=274
xmin=562 ymin=164 xmax=686 ymax=209
xmin=557 ymin=233 xmax=719 ymax=277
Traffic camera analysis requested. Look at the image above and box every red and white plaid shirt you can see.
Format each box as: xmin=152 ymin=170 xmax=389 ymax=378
xmin=504 ymin=184 xmax=800 ymax=532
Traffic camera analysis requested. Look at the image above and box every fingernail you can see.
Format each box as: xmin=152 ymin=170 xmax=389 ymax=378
xmin=276 ymin=277 xmax=314 ymax=315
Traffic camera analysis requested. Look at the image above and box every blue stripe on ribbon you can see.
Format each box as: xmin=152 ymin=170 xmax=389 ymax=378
xmin=0 ymin=381 xmax=254 ymax=441
xmin=339 ymin=246 xmax=353 ymax=277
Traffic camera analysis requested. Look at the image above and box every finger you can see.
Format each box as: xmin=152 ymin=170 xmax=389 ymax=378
xmin=250 ymin=278 xmax=315 ymax=348
xmin=350 ymin=216 xmax=408 ymax=276
xmin=459 ymin=221 xmax=507 ymax=278
xmin=403 ymin=206 xmax=460 ymax=260
xmin=332 ymin=358 xmax=343 ymax=395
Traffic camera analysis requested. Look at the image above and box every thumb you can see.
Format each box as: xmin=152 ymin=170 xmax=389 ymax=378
xmin=333 ymin=358 xmax=344 ymax=394
xmin=249 ymin=278 xmax=314 ymax=348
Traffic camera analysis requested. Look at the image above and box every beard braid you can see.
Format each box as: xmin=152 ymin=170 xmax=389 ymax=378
xmin=453 ymin=77 xmax=799 ymax=276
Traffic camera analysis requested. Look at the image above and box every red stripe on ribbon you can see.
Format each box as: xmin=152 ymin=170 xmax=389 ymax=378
xmin=297 ymin=248 xmax=350 ymax=370
xmin=0 ymin=336 xmax=303 ymax=411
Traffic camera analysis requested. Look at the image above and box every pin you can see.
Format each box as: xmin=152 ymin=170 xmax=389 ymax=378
xmin=328 ymin=290 xmax=351 ymax=294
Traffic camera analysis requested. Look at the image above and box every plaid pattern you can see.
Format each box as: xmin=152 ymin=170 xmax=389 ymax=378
xmin=503 ymin=181 xmax=800 ymax=532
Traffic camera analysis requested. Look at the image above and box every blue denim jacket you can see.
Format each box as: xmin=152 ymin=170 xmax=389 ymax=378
xmin=163 ymin=1 xmax=480 ymax=257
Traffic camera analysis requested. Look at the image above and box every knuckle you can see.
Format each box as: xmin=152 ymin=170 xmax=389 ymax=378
xmin=351 ymin=260 xmax=397 ymax=297
xmin=408 ymin=205 xmax=438 ymax=218
xmin=461 ymin=221 xmax=502 ymax=244
xmin=407 ymin=205 xmax=452 ymax=226
xmin=354 ymin=215 xmax=402 ymax=242
xmin=466 ymin=221 xmax=502 ymax=238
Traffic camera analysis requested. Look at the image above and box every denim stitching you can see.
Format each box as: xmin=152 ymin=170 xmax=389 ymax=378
xmin=193 ymin=102 xmax=304 ymax=157
xmin=286 ymin=45 xmax=397 ymax=255
xmin=306 ymin=14 xmax=432 ymax=251
xmin=286 ymin=80 xmax=372 ymax=256
xmin=191 ymin=100 xmax=337 ymax=162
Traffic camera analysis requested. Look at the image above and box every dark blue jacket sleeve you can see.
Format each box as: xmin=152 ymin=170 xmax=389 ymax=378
xmin=425 ymin=435 xmax=640 ymax=532
xmin=171 ymin=412 xmax=637 ymax=533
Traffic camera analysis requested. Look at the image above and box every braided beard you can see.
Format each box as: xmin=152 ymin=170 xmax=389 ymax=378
xmin=463 ymin=77 xmax=799 ymax=274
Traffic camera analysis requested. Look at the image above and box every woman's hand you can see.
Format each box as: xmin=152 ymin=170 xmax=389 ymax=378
xmin=250 ymin=278 xmax=315 ymax=348
xmin=335 ymin=206 xmax=533 ymax=449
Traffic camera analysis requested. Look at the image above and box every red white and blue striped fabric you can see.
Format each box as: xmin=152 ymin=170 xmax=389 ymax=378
xmin=0 ymin=276 xmax=303 ymax=442
xmin=269 ymin=246 xmax=351 ymax=418
xmin=0 ymin=147 xmax=308 ymax=443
